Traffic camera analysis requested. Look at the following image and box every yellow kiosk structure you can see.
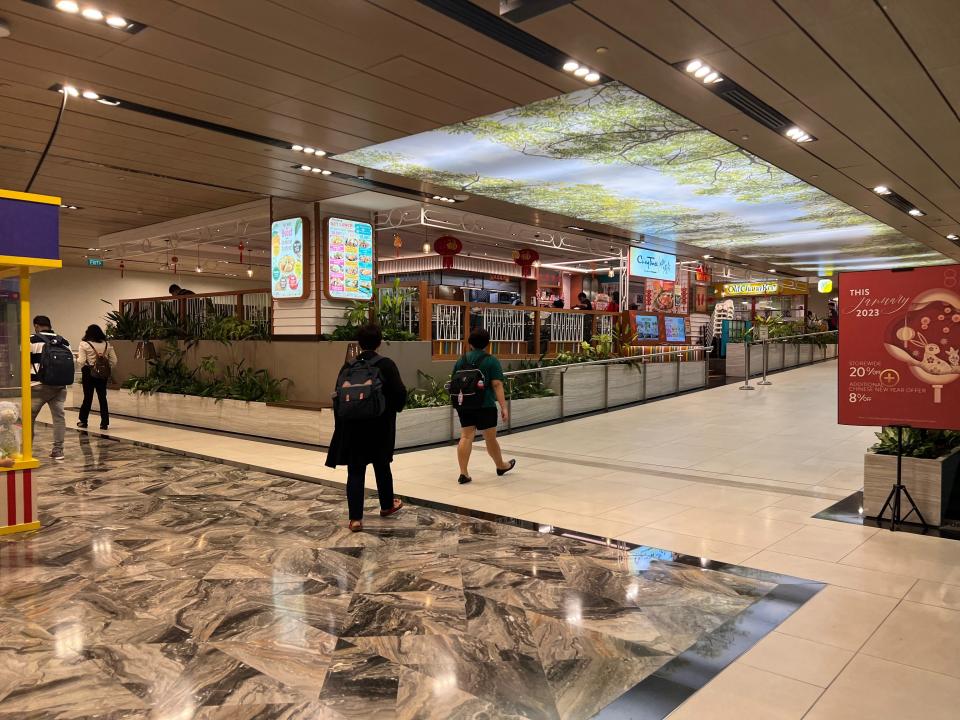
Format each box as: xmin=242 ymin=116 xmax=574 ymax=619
xmin=0 ymin=188 xmax=62 ymax=535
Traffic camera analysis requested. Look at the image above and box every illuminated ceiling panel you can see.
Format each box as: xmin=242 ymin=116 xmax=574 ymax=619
xmin=339 ymin=82 xmax=950 ymax=274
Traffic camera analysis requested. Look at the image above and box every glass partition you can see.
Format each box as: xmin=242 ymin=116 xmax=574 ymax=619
xmin=0 ymin=276 xmax=24 ymax=465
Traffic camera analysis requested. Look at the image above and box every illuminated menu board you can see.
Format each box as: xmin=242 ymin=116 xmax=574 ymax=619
xmin=634 ymin=314 xmax=659 ymax=340
xmin=630 ymin=247 xmax=676 ymax=281
xmin=326 ymin=217 xmax=374 ymax=301
xmin=664 ymin=315 xmax=687 ymax=343
xmin=271 ymin=217 xmax=307 ymax=299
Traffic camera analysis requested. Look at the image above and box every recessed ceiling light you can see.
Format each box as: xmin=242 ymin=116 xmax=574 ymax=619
xmin=704 ymin=72 xmax=719 ymax=83
xmin=574 ymin=67 xmax=590 ymax=77
xmin=82 ymin=90 xmax=99 ymax=100
xmin=768 ymin=269 xmax=777 ymax=273
xmin=247 ymin=267 xmax=254 ymax=277
xmin=303 ymin=147 xmax=316 ymax=154
xmin=703 ymin=254 xmax=713 ymax=259
xmin=311 ymin=167 xmax=321 ymax=173
xmin=566 ymin=225 xmax=584 ymax=231
xmin=585 ymin=72 xmax=600 ymax=83
xmin=105 ymin=15 xmax=128 ymax=28
xmin=873 ymin=185 xmax=891 ymax=195
xmin=55 ymin=0 xmax=79 ymax=12
xmin=694 ymin=65 xmax=711 ymax=78
xmin=299 ymin=164 xmax=312 ymax=171
xmin=321 ymin=169 xmax=332 ymax=175
xmin=96 ymin=97 xmax=120 ymax=106
xmin=562 ymin=60 xmax=579 ymax=72
xmin=314 ymin=150 xmax=327 ymax=157
xmin=291 ymin=144 xmax=303 ymax=151
xmin=81 ymin=7 xmax=104 ymax=21
xmin=947 ymin=234 xmax=959 ymax=240
xmin=62 ymin=85 xmax=79 ymax=97
xmin=685 ymin=59 xmax=702 ymax=73
xmin=908 ymin=208 xmax=925 ymax=216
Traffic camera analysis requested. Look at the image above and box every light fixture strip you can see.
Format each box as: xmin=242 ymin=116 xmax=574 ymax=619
xmin=28 ymin=0 xmax=146 ymax=33
xmin=561 ymin=60 xmax=601 ymax=84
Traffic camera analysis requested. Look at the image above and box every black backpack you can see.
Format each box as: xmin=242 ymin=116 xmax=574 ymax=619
xmin=37 ymin=335 xmax=75 ymax=386
xmin=449 ymin=353 xmax=487 ymax=409
xmin=334 ymin=356 xmax=386 ymax=420
xmin=89 ymin=342 xmax=112 ymax=381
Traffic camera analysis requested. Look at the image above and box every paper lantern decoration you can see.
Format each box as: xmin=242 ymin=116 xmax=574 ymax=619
xmin=884 ymin=289 xmax=960 ymax=404
xmin=170 ymin=255 xmax=178 ymax=273
xmin=238 ymin=241 xmax=245 ymax=264
xmin=434 ymin=235 xmax=462 ymax=269
xmin=513 ymin=248 xmax=540 ymax=277
xmin=393 ymin=233 xmax=403 ymax=258
xmin=119 ymin=259 xmax=125 ymax=279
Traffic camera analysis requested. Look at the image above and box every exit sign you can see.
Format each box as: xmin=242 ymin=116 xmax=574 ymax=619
xmin=87 ymin=258 xmax=104 ymax=267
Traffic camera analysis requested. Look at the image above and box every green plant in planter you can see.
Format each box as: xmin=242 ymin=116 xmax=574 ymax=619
xmin=405 ymin=370 xmax=450 ymax=408
xmin=871 ymin=426 xmax=960 ymax=459
xmin=105 ymin=307 xmax=155 ymax=340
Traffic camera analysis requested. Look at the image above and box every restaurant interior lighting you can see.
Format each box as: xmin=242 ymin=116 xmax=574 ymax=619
xmin=574 ymin=67 xmax=589 ymax=77
xmin=105 ymin=14 xmax=127 ymax=28
xmin=947 ymin=234 xmax=959 ymax=240
xmin=785 ymin=126 xmax=812 ymax=143
xmin=908 ymin=208 xmax=925 ymax=216
xmin=40 ymin=0 xmax=144 ymax=31
xmin=291 ymin=144 xmax=303 ymax=151
xmin=246 ymin=267 xmax=254 ymax=277
xmin=422 ymin=242 xmax=431 ymax=254
xmin=585 ymin=72 xmax=600 ymax=83
xmin=562 ymin=59 xmax=600 ymax=83
xmin=81 ymin=7 xmax=103 ymax=20
xmin=291 ymin=144 xmax=326 ymax=156
xmin=55 ymin=0 xmax=78 ymax=11
xmin=299 ymin=165 xmax=312 ymax=171
xmin=873 ymin=185 xmax=892 ymax=195
xmin=81 ymin=90 xmax=98 ymax=100
xmin=562 ymin=61 xmax=579 ymax=72
xmin=682 ymin=58 xmax=724 ymax=84
xmin=321 ymin=169 xmax=332 ymax=175
xmin=61 ymin=85 xmax=79 ymax=97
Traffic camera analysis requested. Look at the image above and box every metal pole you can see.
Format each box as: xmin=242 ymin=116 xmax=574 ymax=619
xmin=703 ymin=348 xmax=709 ymax=388
xmin=603 ymin=363 xmax=609 ymax=411
xmin=507 ymin=377 xmax=513 ymax=431
xmin=740 ymin=342 xmax=755 ymax=390
xmin=560 ymin=368 xmax=566 ymax=419
xmin=641 ymin=359 xmax=647 ymax=401
xmin=758 ymin=340 xmax=772 ymax=385
xmin=675 ymin=358 xmax=681 ymax=393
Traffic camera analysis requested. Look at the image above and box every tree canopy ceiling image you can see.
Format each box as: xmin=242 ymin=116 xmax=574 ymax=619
xmin=338 ymin=82 xmax=948 ymax=274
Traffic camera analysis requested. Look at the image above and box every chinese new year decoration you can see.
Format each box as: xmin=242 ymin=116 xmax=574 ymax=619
xmin=434 ymin=235 xmax=462 ymax=269
xmin=393 ymin=233 xmax=403 ymax=258
xmin=170 ymin=255 xmax=178 ymax=273
xmin=119 ymin=259 xmax=125 ymax=279
xmin=513 ymin=248 xmax=540 ymax=277
xmin=238 ymin=241 xmax=245 ymax=264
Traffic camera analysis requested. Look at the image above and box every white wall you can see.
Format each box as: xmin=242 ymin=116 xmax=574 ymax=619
xmin=29 ymin=265 xmax=264 ymax=346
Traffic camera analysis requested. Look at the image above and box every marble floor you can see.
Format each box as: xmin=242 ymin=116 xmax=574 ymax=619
xmin=0 ymin=433 xmax=815 ymax=719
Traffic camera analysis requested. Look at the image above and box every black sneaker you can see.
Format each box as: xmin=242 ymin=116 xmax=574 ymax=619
xmin=497 ymin=459 xmax=517 ymax=477
xmin=100 ymin=425 xmax=109 ymax=431
xmin=76 ymin=422 xmax=88 ymax=429
xmin=50 ymin=450 xmax=65 ymax=461
xmin=458 ymin=474 xmax=472 ymax=485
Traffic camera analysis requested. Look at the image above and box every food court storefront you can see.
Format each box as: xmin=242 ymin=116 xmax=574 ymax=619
xmin=714 ymin=279 xmax=809 ymax=322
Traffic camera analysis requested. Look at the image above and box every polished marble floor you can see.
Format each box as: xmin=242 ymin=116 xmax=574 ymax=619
xmin=0 ymin=432 xmax=813 ymax=719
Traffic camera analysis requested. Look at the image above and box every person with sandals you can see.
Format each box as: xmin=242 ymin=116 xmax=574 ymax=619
xmin=76 ymin=324 xmax=117 ymax=431
xmin=326 ymin=324 xmax=406 ymax=532
xmin=450 ymin=327 xmax=516 ymax=485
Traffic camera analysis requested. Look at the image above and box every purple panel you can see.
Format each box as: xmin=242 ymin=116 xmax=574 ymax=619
xmin=0 ymin=197 xmax=60 ymax=260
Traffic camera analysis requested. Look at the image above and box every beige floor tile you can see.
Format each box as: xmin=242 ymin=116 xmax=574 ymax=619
xmin=649 ymin=507 xmax=802 ymax=548
xmin=520 ymin=508 xmax=639 ymax=539
xmin=862 ymin=601 xmax=960 ymax=679
xmin=772 ymin=495 xmax=838 ymax=513
xmin=805 ymin=654 xmax=960 ymax=720
xmin=598 ymin=499 xmax=692 ymax=526
xmin=904 ymin=579 xmax=960 ymax=611
xmin=842 ymin=530 xmax=960 ymax=586
xmin=776 ymin=585 xmax=898 ymax=651
xmin=666 ymin=663 xmax=821 ymax=720
xmin=744 ymin=550 xmax=916 ymax=598
xmin=738 ymin=631 xmax=853 ymax=687
xmin=442 ymin=494 xmax=545 ymax=518
xmin=754 ymin=506 xmax=821 ymax=525
xmin=655 ymin=484 xmax=789 ymax=514
xmin=616 ymin=526 xmax=760 ymax=565
xmin=765 ymin=525 xmax=872 ymax=562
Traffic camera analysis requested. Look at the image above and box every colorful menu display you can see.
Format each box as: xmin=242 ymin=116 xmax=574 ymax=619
xmin=634 ymin=314 xmax=659 ymax=340
xmin=664 ymin=316 xmax=687 ymax=343
xmin=271 ymin=217 xmax=307 ymax=300
xmin=630 ymin=247 xmax=676 ymax=281
xmin=839 ymin=265 xmax=960 ymax=430
xmin=327 ymin=217 xmax=374 ymax=301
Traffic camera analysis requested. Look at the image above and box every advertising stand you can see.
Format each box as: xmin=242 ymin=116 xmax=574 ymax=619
xmin=0 ymin=188 xmax=62 ymax=535
xmin=838 ymin=265 xmax=960 ymax=530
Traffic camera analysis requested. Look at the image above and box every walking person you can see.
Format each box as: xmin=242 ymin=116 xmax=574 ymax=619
xmin=451 ymin=328 xmax=516 ymax=485
xmin=326 ymin=324 xmax=406 ymax=532
xmin=29 ymin=315 xmax=73 ymax=461
xmin=76 ymin=324 xmax=117 ymax=431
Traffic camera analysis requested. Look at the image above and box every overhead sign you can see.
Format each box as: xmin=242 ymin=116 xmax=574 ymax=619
xmin=838 ymin=265 xmax=960 ymax=430
xmin=630 ymin=247 xmax=676 ymax=281
xmin=271 ymin=217 xmax=309 ymax=300
xmin=325 ymin=217 xmax=374 ymax=301
xmin=0 ymin=189 xmax=60 ymax=262
xmin=719 ymin=280 xmax=808 ymax=297
xmin=86 ymin=257 xmax=104 ymax=267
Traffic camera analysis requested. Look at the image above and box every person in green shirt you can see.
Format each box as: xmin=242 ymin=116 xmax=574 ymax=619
xmin=452 ymin=328 xmax=516 ymax=484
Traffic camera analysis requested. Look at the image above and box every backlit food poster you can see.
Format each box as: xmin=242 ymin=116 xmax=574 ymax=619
xmin=327 ymin=217 xmax=374 ymax=301
xmin=839 ymin=265 xmax=960 ymax=430
xmin=271 ymin=217 xmax=307 ymax=299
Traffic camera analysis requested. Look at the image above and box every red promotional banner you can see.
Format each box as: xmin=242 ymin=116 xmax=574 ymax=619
xmin=839 ymin=265 xmax=960 ymax=430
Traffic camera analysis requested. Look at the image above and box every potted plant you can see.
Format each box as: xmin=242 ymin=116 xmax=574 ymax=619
xmin=863 ymin=427 xmax=960 ymax=526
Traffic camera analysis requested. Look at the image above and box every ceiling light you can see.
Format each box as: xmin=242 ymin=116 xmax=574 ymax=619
xmin=299 ymin=164 xmax=312 ymax=171
xmin=310 ymin=167 xmax=321 ymax=173
xmin=81 ymin=90 xmax=99 ymax=100
xmin=685 ymin=60 xmax=702 ymax=73
xmin=694 ymin=65 xmax=711 ymax=78
xmin=432 ymin=195 xmax=441 ymax=200
xmin=704 ymin=72 xmax=719 ymax=83
xmin=947 ymin=234 xmax=959 ymax=240
xmin=195 ymin=265 xmax=202 ymax=272
xmin=574 ymin=67 xmax=590 ymax=77
xmin=566 ymin=225 xmax=584 ymax=231
xmin=562 ymin=61 xmax=579 ymax=72
xmin=768 ymin=269 xmax=777 ymax=273
xmin=291 ymin=144 xmax=303 ymax=151
xmin=703 ymin=254 xmax=713 ymax=259
xmin=422 ymin=242 xmax=431 ymax=254
xmin=314 ymin=150 xmax=326 ymax=157
xmin=321 ymin=169 xmax=332 ymax=175
xmin=81 ymin=7 xmax=104 ymax=21
xmin=908 ymin=208 xmax=925 ymax=216
xmin=105 ymin=15 xmax=127 ymax=28
xmin=96 ymin=98 xmax=119 ymax=106
xmin=55 ymin=0 xmax=80 ymax=12
xmin=303 ymin=147 xmax=316 ymax=154
xmin=585 ymin=72 xmax=600 ymax=83
xmin=873 ymin=185 xmax=891 ymax=195
xmin=62 ymin=85 xmax=79 ymax=97
xmin=247 ymin=267 xmax=254 ymax=277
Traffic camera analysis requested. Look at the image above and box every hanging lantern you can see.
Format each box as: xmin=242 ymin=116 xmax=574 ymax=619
xmin=434 ymin=235 xmax=462 ymax=269
xmin=119 ymin=260 xmax=125 ymax=279
xmin=514 ymin=248 xmax=540 ymax=277
xmin=422 ymin=242 xmax=431 ymax=254
xmin=238 ymin=241 xmax=245 ymax=264
xmin=393 ymin=233 xmax=403 ymax=258
xmin=170 ymin=255 xmax=179 ymax=273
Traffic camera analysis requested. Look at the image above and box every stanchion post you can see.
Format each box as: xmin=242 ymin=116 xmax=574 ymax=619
xmin=740 ymin=342 xmax=755 ymax=390
xmin=759 ymin=340 xmax=772 ymax=386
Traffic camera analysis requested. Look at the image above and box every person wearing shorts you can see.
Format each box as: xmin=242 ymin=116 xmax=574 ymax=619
xmin=453 ymin=328 xmax=516 ymax=485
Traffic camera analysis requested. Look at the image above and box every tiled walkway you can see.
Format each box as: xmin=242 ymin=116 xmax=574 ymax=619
xmin=0 ymin=434 xmax=813 ymax=719
xmin=30 ymin=360 xmax=960 ymax=718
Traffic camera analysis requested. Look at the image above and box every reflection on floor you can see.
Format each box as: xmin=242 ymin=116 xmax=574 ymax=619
xmin=0 ymin=432 xmax=816 ymax=719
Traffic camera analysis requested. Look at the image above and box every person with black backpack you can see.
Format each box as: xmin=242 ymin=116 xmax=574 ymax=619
xmin=29 ymin=315 xmax=74 ymax=461
xmin=325 ymin=324 xmax=407 ymax=532
xmin=450 ymin=327 xmax=516 ymax=485
xmin=76 ymin=324 xmax=118 ymax=431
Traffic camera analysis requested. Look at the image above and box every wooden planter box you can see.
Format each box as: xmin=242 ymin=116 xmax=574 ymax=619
xmin=863 ymin=448 xmax=960 ymax=527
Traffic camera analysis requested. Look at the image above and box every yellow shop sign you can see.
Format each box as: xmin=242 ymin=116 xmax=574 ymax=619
xmin=718 ymin=280 xmax=808 ymax=297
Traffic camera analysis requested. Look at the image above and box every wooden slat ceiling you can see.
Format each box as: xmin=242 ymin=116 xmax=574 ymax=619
xmin=1 ymin=0 xmax=957 ymax=278
xmin=507 ymin=0 xmax=960 ymax=261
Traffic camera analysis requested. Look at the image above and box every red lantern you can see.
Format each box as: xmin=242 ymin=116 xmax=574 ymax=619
xmin=514 ymin=248 xmax=540 ymax=277
xmin=238 ymin=241 xmax=245 ymax=264
xmin=170 ymin=255 xmax=179 ymax=273
xmin=393 ymin=233 xmax=403 ymax=258
xmin=119 ymin=260 xmax=125 ymax=279
xmin=434 ymin=235 xmax=462 ymax=269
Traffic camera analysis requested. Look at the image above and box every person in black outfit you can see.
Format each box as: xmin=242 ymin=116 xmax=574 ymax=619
xmin=325 ymin=324 xmax=406 ymax=532
xmin=168 ymin=284 xmax=196 ymax=296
